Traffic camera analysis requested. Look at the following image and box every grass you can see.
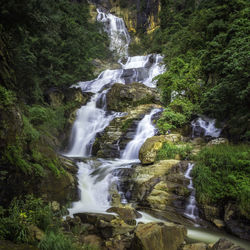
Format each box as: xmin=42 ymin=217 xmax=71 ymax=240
xmin=156 ymin=142 xmax=192 ymax=161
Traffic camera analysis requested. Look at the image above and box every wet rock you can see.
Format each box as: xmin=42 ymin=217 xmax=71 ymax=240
xmin=39 ymin=169 xmax=78 ymax=204
xmin=0 ymin=240 xmax=38 ymax=250
xmin=107 ymin=206 xmax=142 ymax=225
xmin=82 ymin=234 xmax=103 ymax=249
xmin=28 ymin=224 xmax=44 ymax=241
xmin=202 ymin=205 xmax=221 ymax=222
xmin=212 ymin=219 xmax=225 ymax=229
xmin=106 ymin=82 xmax=160 ymax=112
xmin=75 ymin=213 xmax=116 ymax=225
xmin=224 ymin=203 xmax=250 ymax=240
xmin=211 ymin=238 xmax=244 ymax=250
xmin=207 ymin=138 xmax=229 ymax=146
xmin=139 ymin=134 xmax=184 ymax=165
xmin=182 ymin=242 xmax=207 ymax=250
xmin=50 ymin=201 xmax=60 ymax=212
xmin=131 ymin=222 xmax=186 ymax=250
xmin=92 ymin=104 xmax=161 ymax=158
xmin=133 ymin=160 xmax=180 ymax=185
xmin=139 ymin=136 xmax=166 ymax=164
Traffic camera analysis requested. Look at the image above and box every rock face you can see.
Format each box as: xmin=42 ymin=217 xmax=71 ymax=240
xmin=139 ymin=134 xmax=183 ymax=165
xmin=70 ymin=212 xmax=187 ymax=250
xmin=107 ymin=206 xmax=142 ymax=225
xmin=89 ymin=0 xmax=161 ymax=34
xmin=131 ymin=222 xmax=186 ymax=250
xmin=211 ymin=238 xmax=245 ymax=250
xmin=92 ymin=104 xmax=161 ymax=158
xmin=106 ymin=82 xmax=160 ymax=112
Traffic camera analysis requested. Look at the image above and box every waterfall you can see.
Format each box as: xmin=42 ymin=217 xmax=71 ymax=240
xmin=191 ymin=117 xmax=222 ymax=138
xmin=184 ymin=163 xmax=199 ymax=221
xmin=66 ymin=8 xmax=164 ymax=214
xmin=122 ymin=109 xmax=159 ymax=160
xmin=97 ymin=8 xmax=130 ymax=57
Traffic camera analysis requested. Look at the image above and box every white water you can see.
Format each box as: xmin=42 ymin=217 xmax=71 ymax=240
xmin=66 ymin=94 xmax=116 ymax=157
xmin=122 ymin=109 xmax=159 ymax=160
xmin=97 ymin=8 xmax=130 ymax=57
xmin=66 ymin=9 xmax=164 ymax=157
xmin=184 ymin=163 xmax=199 ymax=221
xmin=191 ymin=117 xmax=222 ymax=138
xmin=67 ymin=8 xmax=163 ymax=212
xmin=68 ymin=108 xmax=159 ymax=214
xmin=65 ymin=9 xmax=250 ymax=250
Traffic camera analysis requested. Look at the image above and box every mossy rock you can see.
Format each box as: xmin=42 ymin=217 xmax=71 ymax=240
xmin=106 ymin=82 xmax=160 ymax=112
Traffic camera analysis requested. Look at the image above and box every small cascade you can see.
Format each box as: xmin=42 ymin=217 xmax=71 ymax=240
xmin=66 ymin=94 xmax=116 ymax=157
xmin=97 ymin=8 xmax=130 ymax=57
xmin=191 ymin=117 xmax=222 ymax=138
xmin=66 ymin=8 xmax=164 ymax=214
xmin=184 ymin=163 xmax=199 ymax=221
xmin=122 ymin=109 xmax=159 ymax=160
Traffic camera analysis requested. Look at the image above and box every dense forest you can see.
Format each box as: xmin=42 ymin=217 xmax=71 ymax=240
xmin=0 ymin=0 xmax=249 ymax=249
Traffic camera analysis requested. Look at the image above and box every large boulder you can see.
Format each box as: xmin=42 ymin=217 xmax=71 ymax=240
xmin=182 ymin=243 xmax=207 ymax=250
xmin=224 ymin=203 xmax=250 ymax=240
xmin=107 ymin=206 xmax=142 ymax=225
xmin=139 ymin=134 xmax=184 ymax=165
xmin=106 ymin=82 xmax=160 ymax=112
xmin=211 ymin=238 xmax=245 ymax=250
xmin=131 ymin=222 xmax=186 ymax=250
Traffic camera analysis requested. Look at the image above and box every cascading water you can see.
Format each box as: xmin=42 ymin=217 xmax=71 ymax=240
xmin=191 ymin=117 xmax=222 ymax=138
xmin=97 ymin=8 xmax=130 ymax=57
xmin=68 ymin=109 xmax=159 ymax=215
xmin=184 ymin=163 xmax=199 ymax=221
xmin=64 ymin=8 xmax=250 ymax=249
xmin=66 ymin=8 xmax=164 ymax=213
xmin=66 ymin=9 xmax=164 ymax=158
xmin=122 ymin=109 xmax=159 ymax=160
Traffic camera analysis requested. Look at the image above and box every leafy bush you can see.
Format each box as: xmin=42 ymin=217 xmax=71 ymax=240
xmin=156 ymin=142 xmax=192 ymax=161
xmin=192 ymin=144 xmax=250 ymax=219
xmin=38 ymin=231 xmax=75 ymax=250
xmin=0 ymin=85 xmax=16 ymax=107
xmin=0 ymin=195 xmax=55 ymax=243
xmin=157 ymin=107 xmax=187 ymax=134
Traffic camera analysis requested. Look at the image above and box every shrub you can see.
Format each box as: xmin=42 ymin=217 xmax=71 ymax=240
xmin=38 ymin=231 xmax=75 ymax=250
xmin=0 ymin=195 xmax=55 ymax=243
xmin=157 ymin=107 xmax=187 ymax=134
xmin=156 ymin=142 xmax=192 ymax=161
xmin=193 ymin=144 xmax=250 ymax=219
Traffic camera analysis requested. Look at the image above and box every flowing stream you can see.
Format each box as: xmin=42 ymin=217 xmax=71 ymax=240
xmin=184 ymin=163 xmax=199 ymax=221
xmin=65 ymin=8 xmax=249 ymax=249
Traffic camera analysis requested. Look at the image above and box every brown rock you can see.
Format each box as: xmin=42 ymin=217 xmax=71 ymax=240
xmin=131 ymin=222 xmax=186 ymax=250
xmin=107 ymin=206 xmax=142 ymax=225
xmin=182 ymin=242 xmax=207 ymax=250
xmin=82 ymin=234 xmax=103 ymax=249
xmin=211 ymin=238 xmax=244 ymax=250
xmin=28 ymin=225 xmax=44 ymax=241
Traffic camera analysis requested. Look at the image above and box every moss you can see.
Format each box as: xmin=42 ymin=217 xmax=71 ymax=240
xmin=121 ymin=118 xmax=134 ymax=132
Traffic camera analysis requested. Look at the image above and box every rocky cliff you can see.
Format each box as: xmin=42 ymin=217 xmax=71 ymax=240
xmin=89 ymin=0 xmax=161 ymax=34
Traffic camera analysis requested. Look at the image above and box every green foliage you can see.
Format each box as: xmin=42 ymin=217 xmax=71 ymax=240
xmin=156 ymin=0 xmax=250 ymax=140
xmin=38 ymin=231 xmax=75 ymax=250
xmin=0 ymin=85 xmax=16 ymax=107
xmin=192 ymin=144 xmax=250 ymax=219
xmin=0 ymin=0 xmax=109 ymax=103
xmin=121 ymin=119 xmax=134 ymax=132
xmin=156 ymin=142 xmax=192 ymax=161
xmin=0 ymin=195 xmax=55 ymax=243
